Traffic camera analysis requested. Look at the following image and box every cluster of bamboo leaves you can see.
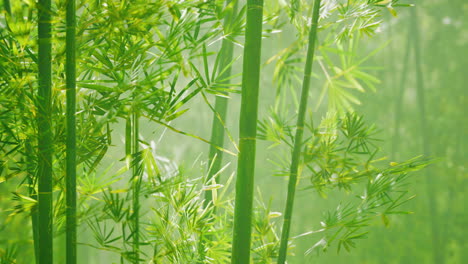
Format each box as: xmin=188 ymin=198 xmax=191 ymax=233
xmin=0 ymin=0 xmax=431 ymax=263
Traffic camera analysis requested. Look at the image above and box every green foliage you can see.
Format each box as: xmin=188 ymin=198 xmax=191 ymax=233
xmin=76 ymin=150 xmax=280 ymax=263
xmin=0 ymin=0 xmax=448 ymax=263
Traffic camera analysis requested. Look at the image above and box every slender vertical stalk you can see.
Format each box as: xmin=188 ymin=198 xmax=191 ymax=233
xmin=25 ymin=141 xmax=40 ymax=264
xmin=231 ymin=1 xmax=263 ymax=263
xmin=30 ymin=176 xmax=40 ymax=264
xmin=204 ymin=0 xmax=238 ymax=206
xmin=132 ymin=109 xmax=140 ymax=263
xmin=411 ymin=7 xmax=442 ymax=264
xmin=385 ymin=12 xmax=395 ymax=101
xmin=412 ymin=3 xmax=428 ymax=168
xmin=199 ymin=4 xmax=239 ymax=260
xmin=124 ymin=113 xmax=133 ymax=259
xmin=3 ymin=0 xmax=11 ymax=15
xmin=277 ymin=0 xmax=321 ymax=263
xmin=65 ymin=0 xmax=77 ymax=262
xmin=37 ymin=0 xmax=53 ymax=263
xmin=391 ymin=26 xmax=412 ymax=160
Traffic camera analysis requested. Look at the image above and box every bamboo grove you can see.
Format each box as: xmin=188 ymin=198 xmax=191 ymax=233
xmin=1 ymin=0 xmax=450 ymax=263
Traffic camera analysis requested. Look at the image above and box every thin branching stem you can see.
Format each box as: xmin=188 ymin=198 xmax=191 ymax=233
xmin=277 ymin=0 xmax=322 ymax=263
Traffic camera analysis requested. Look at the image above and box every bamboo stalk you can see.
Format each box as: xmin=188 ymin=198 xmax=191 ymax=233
xmin=391 ymin=26 xmax=412 ymax=160
xmin=30 ymin=176 xmax=40 ymax=264
xmin=125 ymin=110 xmax=141 ymax=263
xmin=124 ymin=112 xmax=132 ymax=260
xmin=132 ymin=109 xmax=140 ymax=263
xmin=204 ymin=0 xmax=238 ymax=206
xmin=199 ymin=2 xmax=239 ymax=262
xmin=126 ymin=116 xmax=131 ymax=156
xmin=231 ymin=1 xmax=264 ymax=263
xmin=26 ymin=141 xmax=39 ymax=264
xmin=277 ymin=0 xmax=322 ymax=263
xmin=411 ymin=7 xmax=442 ymax=264
xmin=65 ymin=0 xmax=77 ymax=262
xmin=37 ymin=0 xmax=53 ymax=263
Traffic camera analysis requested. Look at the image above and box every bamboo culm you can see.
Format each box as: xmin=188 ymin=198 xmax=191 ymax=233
xmin=132 ymin=110 xmax=141 ymax=263
xmin=411 ymin=7 xmax=441 ymax=264
xmin=277 ymin=0 xmax=322 ymax=263
xmin=204 ymin=0 xmax=238 ymax=206
xmin=37 ymin=0 xmax=53 ymax=263
xmin=199 ymin=2 xmax=239 ymax=262
xmin=26 ymin=142 xmax=40 ymax=264
xmin=65 ymin=0 xmax=77 ymax=262
xmin=126 ymin=116 xmax=131 ymax=156
xmin=391 ymin=26 xmax=412 ymax=160
xmin=231 ymin=1 xmax=264 ymax=263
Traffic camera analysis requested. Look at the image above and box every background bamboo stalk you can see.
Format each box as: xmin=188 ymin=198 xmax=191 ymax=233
xmin=126 ymin=116 xmax=131 ymax=156
xmin=37 ymin=0 xmax=53 ymax=263
xmin=391 ymin=26 xmax=412 ymax=160
xmin=26 ymin=142 xmax=40 ymax=264
xmin=199 ymin=3 xmax=239 ymax=262
xmin=411 ymin=7 xmax=442 ymax=264
xmin=132 ymin=110 xmax=140 ymax=263
xmin=29 ymin=176 xmax=40 ymax=264
xmin=231 ymin=0 xmax=264 ymax=263
xmin=124 ymin=112 xmax=132 ymax=261
xmin=204 ymin=0 xmax=238 ymax=206
xmin=65 ymin=0 xmax=77 ymax=262
xmin=277 ymin=0 xmax=321 ymax=263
